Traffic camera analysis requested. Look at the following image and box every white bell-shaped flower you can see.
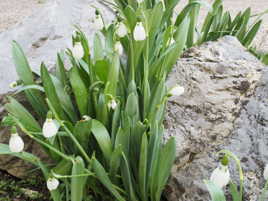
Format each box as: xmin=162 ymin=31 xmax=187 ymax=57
xmin=133 ymin=22 xmax=146 ymax=41
xmin=9 ymin=81 xmax=18 ymax=88
xmin=169 ymin=85 xmax=185 ymax=96
xmin=92 ymin=14 xmax=104 ymax=30
xmin=264 ymin=164 xmax=268 ymax=180
xmin=42 ymin=118 xmax=60 ymax=138
xmin=72 ymin=42 xmax=84 ymax=59
xmin=137 ymin=0 xmax=144 ymax=4
xmin=47 ymin=178 xmax=59 ymax=191
xmin=108 ymin=99 xmax=117 ymax=110
xmin=210 ymin=165 xmax=230 ymax=188
xmin=170 ymin=37 xmax=175 ymax=45
xmin=115 ymin=41 xmax=123 ymax=55
xmin=9 ymin=133 xmax=24 ymax=153
xmin=116 ymin=22 xmax=128 ymax=38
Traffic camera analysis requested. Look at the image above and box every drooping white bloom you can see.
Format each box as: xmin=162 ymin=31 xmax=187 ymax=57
xmin=9 ymin=133 xmax=24 ymax=153
xmin=47 ymin=178 xmax=59 ymax=191
xmin=210 ymin=165 xmax=230 ymax=188
xmin=170 ymin=37 xmax=175 ymax=45
xmin=116 ymin=22 xmax=128 ymax=38
xmin=92 ymin=14 xmax=104 ymax=30
xmin=264 ymin=164 xmax=268 ymax=180
xmin=9 ymin=81 xmax=18 ymax=88
xmin=82 ymin=115 xmax=91 ymax=121
xmin=72 ymin=42 xmax=84 ymax=59
xmin=137 ymin=0 xmax=144 ymax=4
xmin=115 ymin=41 xmax=123 ymax=55
xmin=133 ymin=22 xmax=146 ymax=41
xmin=42 ymin=119 xmax=60 ymax=138
xmin=108 ymin=99 xmax=117 ymax=110
xmin=169 ymin=85 xmax=185 ymax=96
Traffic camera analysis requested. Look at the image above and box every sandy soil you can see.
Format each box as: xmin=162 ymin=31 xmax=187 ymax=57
xmin=0 ymin=0 xmax=44 ymax=32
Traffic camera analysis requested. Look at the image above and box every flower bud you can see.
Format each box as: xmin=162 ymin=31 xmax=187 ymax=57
xmin=108 ymin=99 xmax=117 ymax=110
xmin=115 ymin=41 xmax=123 ymax=55
xmin=137 ymin=0 xmax=144 ymax=3
xmin=92 ymin=14 xmax=104 ymax=30
xmin=169 ymin=85 xmax=185 ymax=97
xmin=210 ymin=164 xmax=230 ymax=188
xmin=9 ymin=133 xmax=24 ymax=153
xmin=42 ymin=118 xmax=60 ymax=138
xmin=72 ymin=42 xmax=84 ymax=59
xmin=133 ymin=22 xmax=146 ymax=41
xmin=9 ymin=81 xmax=18 ymax=88
xmin=47 ymin=178 xmax=59 ymax=191
xmin=116 ymin=22 xmax=128 ymax=38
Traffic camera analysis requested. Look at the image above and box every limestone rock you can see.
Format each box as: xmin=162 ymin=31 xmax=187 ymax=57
xmin=165 ymin=36 xmax=265 ymax=201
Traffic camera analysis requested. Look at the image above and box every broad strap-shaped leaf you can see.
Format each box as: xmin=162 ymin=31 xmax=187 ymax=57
xmin=41 ymin=63 xmax=67 ymax=120
xmin=5 ymin=97 xmax=41 ymax=132
xmin=69 ymin=66 xmax=89 ymax=116
xmin=138 ymin=133 xmax=148 ymax=201
xmin=71 ymin=156 xmax=88 ymax=201
xmin=92 ymin=157 xmax=126 ymax=201
xmin=90 ymin=119 xmax=112 ymax=163
xmin=12 ymin=41 xmax=47 ymax=117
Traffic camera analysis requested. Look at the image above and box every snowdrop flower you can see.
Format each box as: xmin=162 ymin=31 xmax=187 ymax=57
xmin=169 ymin=37 xmax=175 ymax=45
xmin=210 ymin=165 xmax=230 ymax=188
xmin=115 ymin=41 xmax=123 ymax=55
xmin=82 ymin=115 xmax=91 ymax=121
xmin=72 ymin=42 xmax=84 ymax=59
xmin=116 ymin=22 xmax=128 ymax=38
xmin=47 ymin=178 xmax=59 ymax=191
xmin=108 ymin=99 xmax=117 ymax=110
xmin=9 ymin=81 xmax=18 ymax=88
xmin=92 ymin=13 xmax=104 ymax=30
xmin=133 ymin=22 xmax=146 ymax=41
xmin=42 ymin=114 xmax=60 ymax=138
xmin=137 ymin=0 xmax=144 ymax=4
xmin=264 ymin=164 xmax=268 ymax=180
xmin=9 ymin=129 xmax=24 ymax=153
xmin=169 ymin=85 xmax=185 ymax=96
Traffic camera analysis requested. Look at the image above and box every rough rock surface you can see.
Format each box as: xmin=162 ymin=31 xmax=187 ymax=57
xmin=165 ymin=36 xmax=265 ymax=201
xmin=0 ymin=0 xmax=113 ymax=94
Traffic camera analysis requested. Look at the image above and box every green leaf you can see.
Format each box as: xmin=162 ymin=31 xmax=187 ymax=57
xmin=92 ymin=157 xmax=126 ymax=201
xmin=56 ymin=53 xmax=68 ymax=86
xmin=243 ymin=20 xmax=262 ymax=47
xmin=155 ymin=137 xmax=176 ymax=201
xmin=229 ymin=182 xmax=240 ymax=201
xmin=105 ymin=53 xmax=120 ymax=97
xmin=138 ymin=133 xmax=148 ymax=201
xmin=93 ymin=33 xmax=104 ymax=62
xmin=205 ymin=180 xmax=226 ymax=201
xmin=71 ymin=156 xmax=88 ymax=201
xmin=5 ymin=97 xmax=41 ymax=132
xmin=41 ymin=63 xmax=67 ymax=120
xmin=90 ymin=119 xmax=112 ymax=163
xmin=69 ymin=66 xmax=89 ymax=116
xmin=94 ymin=60 xmax=109 ymax=82
xmin=12 ymin=41 xmax=47 ymax=117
